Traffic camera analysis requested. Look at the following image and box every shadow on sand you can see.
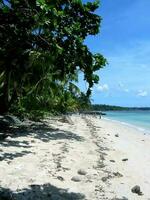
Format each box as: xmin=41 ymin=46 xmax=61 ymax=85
xmin=0 ymin=121 xmax=84 ymax=162
xmin=0 ymin=183 xmax=85 ymax=200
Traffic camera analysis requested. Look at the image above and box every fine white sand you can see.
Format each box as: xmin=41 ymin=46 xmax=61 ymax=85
xmin=0 ymin=114 xmax=150 ymax=199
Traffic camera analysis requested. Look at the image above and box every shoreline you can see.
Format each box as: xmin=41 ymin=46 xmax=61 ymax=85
xmin=103 ymin=116 xmax=150 ymax=135
xmin=95 ymin=116 xmax=150 ymax=199
xmin=0 ymin=114 xmax=150 ymax=199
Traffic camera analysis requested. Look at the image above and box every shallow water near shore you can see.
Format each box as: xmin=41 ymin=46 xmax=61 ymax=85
xmin=104 ymin=110 xmax=150 ymax=133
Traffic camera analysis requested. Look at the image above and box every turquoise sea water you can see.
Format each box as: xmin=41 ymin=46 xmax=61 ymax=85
xmin=104 ymin=111 xmax=150 ymax=133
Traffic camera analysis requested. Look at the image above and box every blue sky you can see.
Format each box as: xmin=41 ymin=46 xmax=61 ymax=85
xmin=79 ymin=0 xmax=150 ymax=107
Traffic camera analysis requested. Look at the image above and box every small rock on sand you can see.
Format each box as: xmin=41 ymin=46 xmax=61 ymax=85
xmin=115 ymin=134 xmax=119 ymax=137
xmin=113 ymin=172 xmax=123 ymax=177
xmin=122 ymin=158 xmax=128 ymax=162
xmin=57 ymin=176 xmax=64 ymax=181
xmin=131 ymin=185 xmax=143 ymax=195
xmin=31 ymin=139 xmax=36 ymax=143
xmin=71 ymin=176 xmax=81 ymax=182
xmin=101 ymin=177 xmax=107 ymax=182
xmin=77 ymin=169 xmax=87 ymax=175
xmin=110 ymin=160 xmax=115 ymax=163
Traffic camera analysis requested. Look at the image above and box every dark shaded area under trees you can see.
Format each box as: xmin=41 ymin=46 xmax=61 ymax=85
xmin=0 ymin=183 xmax=85 ymax=200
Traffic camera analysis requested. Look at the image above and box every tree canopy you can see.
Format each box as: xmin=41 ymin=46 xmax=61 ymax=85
xmin=0 ymin=0 xmax=106 ymax=117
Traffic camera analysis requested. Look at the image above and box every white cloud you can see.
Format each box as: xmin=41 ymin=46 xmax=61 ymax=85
xmin=137 ymin=90 xmax=148 ymax=97
xmin=97 ymin=84 xmax=109 ymax=92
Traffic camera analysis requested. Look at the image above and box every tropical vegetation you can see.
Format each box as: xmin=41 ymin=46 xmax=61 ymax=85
xmin=0 ymin=0 xmax=106 ymax=118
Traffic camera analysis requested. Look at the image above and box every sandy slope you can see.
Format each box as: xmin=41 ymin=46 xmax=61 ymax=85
xmin=0 ymin=114 xmax=150 ymax=199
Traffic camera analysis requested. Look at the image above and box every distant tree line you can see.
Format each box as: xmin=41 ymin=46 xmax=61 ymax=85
xmin=91 ymin=104 xmax=128 ymax=111
xmin=0 ymin=0 xmax=106 ymax=118
xmin=91 ymin=104 xmax=150 ymax=111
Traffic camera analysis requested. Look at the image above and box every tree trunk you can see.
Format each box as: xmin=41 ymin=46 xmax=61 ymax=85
xmin=0 ymin=97 xmax=9 ymax=114
xmin=0 ymin=70 xmax=10 ymax=114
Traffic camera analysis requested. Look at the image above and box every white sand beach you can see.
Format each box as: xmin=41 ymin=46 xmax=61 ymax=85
xmin=1 ymin=114 xmax=150 ymax=199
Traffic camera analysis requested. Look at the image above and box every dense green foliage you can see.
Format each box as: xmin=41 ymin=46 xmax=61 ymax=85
xmin=0 ymin=0 xmax=106 ymax=117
